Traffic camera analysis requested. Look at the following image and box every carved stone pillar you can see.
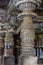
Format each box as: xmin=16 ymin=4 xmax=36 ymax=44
xmin=0 ymin=36 xmax=4 ymax=65
xmin=4 ymin=32 xmax=14 ymax=56
xmin=20 ymin=12 xmax=35 ymax=56
xmin=20 ymin=9 xmax=37 ymax=65
xmin=3 ymin=32 xmax=15 ymax=65
xmin=0 ymin=36 xmax=4 ymax=55
xmin=16 ymin=0 xmax=42 ymax=65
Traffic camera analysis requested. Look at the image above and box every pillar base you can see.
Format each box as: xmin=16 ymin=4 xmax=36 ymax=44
xmin=18 ymin=55 xmax=38 ymax=65
xmin=2 ymin=56 xmax=15 ymax=65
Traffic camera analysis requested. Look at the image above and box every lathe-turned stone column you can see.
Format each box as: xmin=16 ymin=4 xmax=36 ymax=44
xmin=20 ymin=9 xmax=37 ymax=65
xmin=3 ymin=32 xmax=15 ymax=65
xmin=4 ymin=32 xmax=14 ymax=56
xmin=0 ymin=36 xmax=4 ymax=65
xmin=21 ymin=13 xmax=34 ymax=56
xmin=0 ymin=36 xmax=4 ymax=55
xmin=16 ymin=0 xmax=42 ymax=65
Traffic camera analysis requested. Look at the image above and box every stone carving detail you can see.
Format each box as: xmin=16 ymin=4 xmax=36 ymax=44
xmin=4 ymin=32 xmax=14 ymax=56
xmin=0 ymin=0 xmax=42 ymax=65
xmin=0 ymin=0 xmax=10 ymax=7
xmin=0 ymin=36 xmax=4 ymax=55
xmin=16 ymin=0 xmax=42 ymax=65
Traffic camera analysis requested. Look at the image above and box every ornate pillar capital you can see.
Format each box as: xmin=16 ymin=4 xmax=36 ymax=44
xmin=16 ymin=0 xmax=42 ymax=11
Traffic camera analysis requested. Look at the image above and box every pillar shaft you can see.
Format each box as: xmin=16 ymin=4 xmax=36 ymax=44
xmin=21 ymin=16 xmax=35 ymax=56
xmin=4 ymin=32 xmax=14 ymax=56
xmin=20 ymin=9 xmax=37 ymax=65
xmin=3 ymin=32 xmax=15 ymax=65
xmin=0 ymin=36 xmax=4 ymax=55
